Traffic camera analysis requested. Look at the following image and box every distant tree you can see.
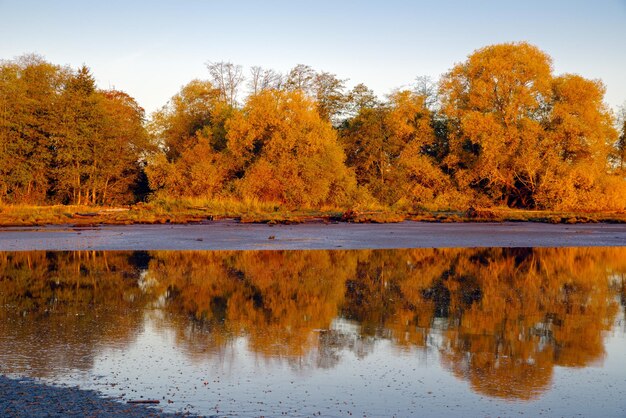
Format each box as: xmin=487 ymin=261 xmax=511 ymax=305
xmin=413 ymin=75 xmax=438 ymax=110
xmin=285 ymin=65 xmax=348 ymax=124
xmin=345 ymin=83 xmax=378 ymax=116
xmin=206 ymin=61 xmax=244 ymax=107
xmin=284 ymin=64 xmax=316 ymax=94
xmin=248 ymin=66 xmax=283 ymax=96
xmin=312 ymin=71 xmax=348 ymax=124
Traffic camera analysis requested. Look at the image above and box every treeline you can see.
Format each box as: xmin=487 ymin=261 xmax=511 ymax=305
xmin=2 ymin=43 xmax=625 ymax=210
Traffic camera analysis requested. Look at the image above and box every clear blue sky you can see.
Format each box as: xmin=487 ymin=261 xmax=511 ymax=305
xmin=1 ymin=0 xmax=625 ymax=113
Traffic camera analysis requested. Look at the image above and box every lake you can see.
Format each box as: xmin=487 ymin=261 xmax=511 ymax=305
xmin=1 ymin=248 xmax=625 ymax=417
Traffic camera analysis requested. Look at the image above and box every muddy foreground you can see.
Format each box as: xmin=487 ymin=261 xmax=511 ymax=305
xmin=1 ymin=221 xmax=625 ymax=251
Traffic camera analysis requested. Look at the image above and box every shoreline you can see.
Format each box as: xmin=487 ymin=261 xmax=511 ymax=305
xmin=2 ymin=205 xmax=626 ymax=229
xmin=1 ymin=220 xmax=625 ymax=251
xmin=0 ymin=375 xmax=191 ymax=417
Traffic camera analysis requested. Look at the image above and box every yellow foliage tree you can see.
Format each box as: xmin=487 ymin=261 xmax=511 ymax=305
xmin=392 ymin=91 xmax=465 ymax=209
xmin=536 ymin=75 xmax=621 ymax=210
xmin=341 ymin=90 xmax=458 ymax=208
xmin=440 ymin=42 xmax=623 ymax=210
xmin=440 ymin=42 xmax=553 ymax=207
xmin=145 ymin=79 xmax=235 ymax=199
xmin=226 ymin=89 xmax=357 ymax=207
xmin=148 ymin=79 xmax=230 ymax=161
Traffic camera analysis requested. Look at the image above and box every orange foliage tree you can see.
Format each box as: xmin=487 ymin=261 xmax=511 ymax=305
xmin=227 ymin=90 xmax=358 ymax=207
xmin=440 ymin=42 xmax=623 ymax=210
xmin=440 ymin=42 xmax=553 ymax=207
xmin=340 ymin=90 xmax=460 ymax=208
xmin=147 ymin=85 xmax=358 ymax=207
xmin=0 ymin=56 xmax=61 ymax=203
xmin=536 ymin=75 xmax=621 ymax=210
xmin=145 ymin=80 xmax=234 ymax=199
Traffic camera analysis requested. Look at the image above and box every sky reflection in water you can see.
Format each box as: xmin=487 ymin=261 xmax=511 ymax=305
xmin=0 ymin=248 xmax=625 ymax=416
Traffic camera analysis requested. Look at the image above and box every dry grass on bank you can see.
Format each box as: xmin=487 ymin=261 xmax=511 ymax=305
xmin=0 ymin=200 xmax=625 ymax=227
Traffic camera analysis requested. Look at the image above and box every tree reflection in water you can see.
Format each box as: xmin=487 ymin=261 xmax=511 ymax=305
xmin=1 ymin=248 xmax=624 ymax=400
xmin=0 ymin=251 xmax=149 ymax=376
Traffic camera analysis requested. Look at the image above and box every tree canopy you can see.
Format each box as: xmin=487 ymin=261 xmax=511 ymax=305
xmin=439 ymin=42 xmax=622 ymax=210
xmin=0 ymin=56 xmax=149 ymax=205
xmin=2 ymin=44 xmax=625 ymax=211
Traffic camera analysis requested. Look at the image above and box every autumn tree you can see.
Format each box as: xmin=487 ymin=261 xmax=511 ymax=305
xmin=340 ymin=90 xmax=456 ymax=208
xmin=91 ymin=91 xmax=151 ymax=204
xmin=145 ymin=79 xmax=234 ymax=198
xmin=312 ymin=71 xmax=348 ymax=123
xmin=536 ymin=75 xmax=620 ymax=209
xmin=145 ymin=139 xmax=232 ymax=199
xmin=51 ymin=66 xmax=151 ymax=205
xmin=54 ymin=66 xmax=104 ymax=204
xmin=0 ymin=55 xmax=63 ymax=203
xmin=284 ymin=64 xmax=316 ymax=93
xmin=345 ymin=83 xmax=378 ymax=116
xmin=226 ymin=89 xmax=358 ymax=207
xmin=440 ymin=42 xmax=553 ymax=207
xmin=548 ymin=75 xmax=613 ymax=164
xmin=439 ymin=42 xmax=624 ymax=210
xmin=148 ymin=79 xmax=227 ymax=161
xmin=413 ymin=75 xmax=438 ymax=110
xmin=284 ymin=64 xmax=349 ymax=124
xmin=0 ymin=56 xmax=148 ymax=205
xmin=393 ymin=92 xmax=462 ymax=209
xmin=340 ymin=106 xmax=390 ymax=203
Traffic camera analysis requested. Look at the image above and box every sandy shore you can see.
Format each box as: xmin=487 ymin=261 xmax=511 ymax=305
xmin=0 ymin=220 xmax=625 ymax=251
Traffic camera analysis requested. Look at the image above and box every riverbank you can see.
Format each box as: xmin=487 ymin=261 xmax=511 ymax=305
xmin=0 ymin=375 xmax=192 ymax=417
xmin=1 ymin=221 xmax=625 ymax=251
xmin=1 ymin=203 xmax=626 ymax=228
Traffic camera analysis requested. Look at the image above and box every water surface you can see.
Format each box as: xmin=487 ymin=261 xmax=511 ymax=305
xmin=1 ymin=248 xmax=625 ymax=416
